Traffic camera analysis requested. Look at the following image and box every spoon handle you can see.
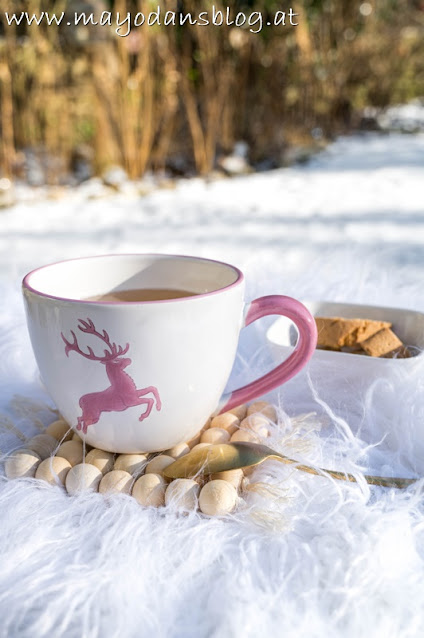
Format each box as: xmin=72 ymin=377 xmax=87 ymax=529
xmin=270 ymin=454 xmax=417 ymax=489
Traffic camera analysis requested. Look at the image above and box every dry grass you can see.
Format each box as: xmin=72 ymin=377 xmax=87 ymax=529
xmin=1 ymin=0 xmax=424 ymax=180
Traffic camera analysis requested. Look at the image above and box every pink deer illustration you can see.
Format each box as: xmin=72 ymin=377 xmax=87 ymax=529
xmin=61 ymin=319 xmax=161 ymax=434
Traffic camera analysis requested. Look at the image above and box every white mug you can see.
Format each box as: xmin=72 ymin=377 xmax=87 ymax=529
xmin=22 ymin=254 xmax=317 ymax=453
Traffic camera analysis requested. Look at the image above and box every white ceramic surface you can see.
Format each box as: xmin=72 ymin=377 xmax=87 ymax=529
xmin=23 ymin=255 xmax=244 ymax=452
xmin=266 ymin=300 xmax=424 ymax=446
xmin=22 ymin=254 xmax=316 ymax=453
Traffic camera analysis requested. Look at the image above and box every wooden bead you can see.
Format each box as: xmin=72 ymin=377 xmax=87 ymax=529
xmin=85 ymin=448 xmax=115 ymax=475
xmin=99 ymin=470 xmax=133 ymax=495
xmin=165 ymin=479 xmax=200 ymax=512
xmin=65 ymin=463 xmax=102 ymax=495
xmin=114 ymin=453 xmax=147 ymax=476
xmin=164 ymin=443 xmax=190 ymax=459
xmin=72 ymin=433 xmax=83 ymax=443
xmin=56 ymin=440 xmax=84 ymax=467
xmin=230 ymin=430 xmax=259 ymax=443
xmin=210 ymin=413 xmax=240 ymax=435
xmin=35 ymin=456 xmax=72 ymax=486
xmin=199 ymin=480 xmax=237 ymax=516
xmin=186 ymin=420 xmax=212 ymax=447
xmin=45 ymin=420 xmax=72 ymax=442
xmin=240 ymin=415 xmax=270 ymax=438
xmin=145 ymin=455 xmax=175 ymax=477
xmin=27 ymin=434 xmax=58 ymax=460
xmin=5 ymin=449 xmax=41 ymax=479
xmin=227 ymin=404 xmax=248 ymax=420
xmin=200 ymin=428 xmax=230 ymax=444
xmin=202 ymin=418 xmax=212 ymax=431
xmin=210 ymin=469 xmax=244 ymax=490
xmin=185 ymin=430 xmax=202 ymax=448
xmin=247 ymin=401 xmax=277 ymax=421
xmin=132 ymin=473 xmax=166 ymax=507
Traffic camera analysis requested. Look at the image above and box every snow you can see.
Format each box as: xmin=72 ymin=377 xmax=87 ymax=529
xmin=377 ymin=100 xmax=424 ymax=132
xmin=1 ymin=132 xmax=423 ymax=285
xmin=1 ymin=131 xmax=424 ymax=637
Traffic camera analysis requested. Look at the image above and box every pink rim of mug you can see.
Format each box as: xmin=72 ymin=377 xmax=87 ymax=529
xmin=22 ymin=253 xmax=244 ymax=305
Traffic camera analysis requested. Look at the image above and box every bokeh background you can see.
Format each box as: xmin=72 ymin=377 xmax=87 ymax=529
xmin=1 ymin=0 xmax=424 ymax=182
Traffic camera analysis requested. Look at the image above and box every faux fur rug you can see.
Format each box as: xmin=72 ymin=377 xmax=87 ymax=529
xmin=1 ymin=134 xmax=424 ymax=638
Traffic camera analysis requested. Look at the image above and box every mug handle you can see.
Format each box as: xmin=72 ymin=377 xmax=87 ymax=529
xmin=217 ymin=295 xmax=317 ymax=414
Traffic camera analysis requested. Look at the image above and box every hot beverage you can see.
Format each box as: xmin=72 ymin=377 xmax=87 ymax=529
xmin=86 ymin=288 xmax=197 ymax=302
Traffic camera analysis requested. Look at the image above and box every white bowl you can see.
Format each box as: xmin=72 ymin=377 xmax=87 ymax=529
xmin=266 ymin=300 xmax=424 ymax=448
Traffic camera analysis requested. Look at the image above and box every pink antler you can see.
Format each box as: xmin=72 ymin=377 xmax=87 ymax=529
xmin=61 ymin=319 xmax=129 ymax=362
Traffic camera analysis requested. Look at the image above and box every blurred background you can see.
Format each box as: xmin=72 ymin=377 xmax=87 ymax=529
xmin=1 ymin=0 xmax=424 ymax=185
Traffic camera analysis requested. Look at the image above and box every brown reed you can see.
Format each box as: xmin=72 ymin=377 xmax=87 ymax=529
xmin=0 ymin=0 xmax=423 ymax=180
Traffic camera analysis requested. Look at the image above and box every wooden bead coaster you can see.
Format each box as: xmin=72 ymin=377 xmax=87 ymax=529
xmin=3 ymin=401 xmax=278 ymax=517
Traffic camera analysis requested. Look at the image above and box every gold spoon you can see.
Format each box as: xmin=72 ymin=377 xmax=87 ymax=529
xmin=163 ymin=441 xmax=418 ymax=489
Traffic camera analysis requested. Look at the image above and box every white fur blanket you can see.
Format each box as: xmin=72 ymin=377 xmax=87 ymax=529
xmin=1 ymin=133 xmax=424 ymax=638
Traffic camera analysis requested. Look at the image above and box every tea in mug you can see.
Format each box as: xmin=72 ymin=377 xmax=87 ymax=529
xmin=86 ymin=288 xmax=198 ymax=302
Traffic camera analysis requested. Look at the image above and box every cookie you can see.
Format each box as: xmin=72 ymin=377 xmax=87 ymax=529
xmin=360 ymin=328 xmax=405 ymax=358
xmin=315 ymin=317 xmax=391 ymax=350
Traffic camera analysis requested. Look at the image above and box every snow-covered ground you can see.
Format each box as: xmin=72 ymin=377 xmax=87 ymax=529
xmin=1 ymin=131 xmax=424 ymax=637
xmin=2 ymin=132 xmax=424 ymax=288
